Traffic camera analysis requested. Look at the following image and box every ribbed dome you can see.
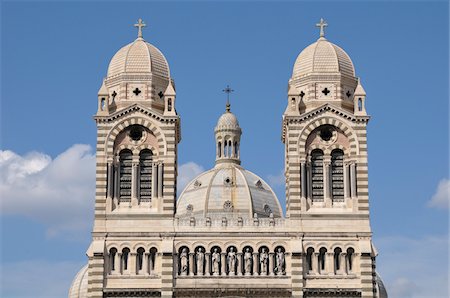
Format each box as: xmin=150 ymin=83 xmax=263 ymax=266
xmin=177 ymin=163 xmax=282 ymax=219
xmin=292 ymin=38 xmax=355 ymax=78
xmin=107 ymin=38 xmax=170 ymax=79
xmin=68 ymin=264 xmax=88 ymax=298
xmin=216 ymin=111 xmax=240 ymax=128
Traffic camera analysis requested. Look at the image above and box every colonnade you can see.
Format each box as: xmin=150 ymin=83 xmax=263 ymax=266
xmin=306 ymin=247 xmax=356 ymax=275
xmin=107 ymin=247 xmax=159 ymax=276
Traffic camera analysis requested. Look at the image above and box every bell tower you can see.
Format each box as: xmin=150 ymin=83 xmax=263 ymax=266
xmin=87 ymin=19 xmax=181 ymax=297
xmin=282 ymin=19 xmax=377 ymax=297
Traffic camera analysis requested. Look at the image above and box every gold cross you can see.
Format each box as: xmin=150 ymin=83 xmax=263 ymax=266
xmin=134 ymin=18 xmax=146 ymax=39
xmin=316 ymin=18 xmax=328 ymax=38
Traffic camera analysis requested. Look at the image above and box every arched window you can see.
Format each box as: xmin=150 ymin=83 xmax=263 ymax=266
xmin=228 ymin=140 xmax=232 ymax=157
xmin=234 ymin=142 xmax=238 ymax=157
xmin=224 ymin=141 xmax=228 ymax=157
xmin=101 ymin=98 xmax=106 ymax=111
xmin=347 ymin=247 xmax=355 ymax=272
xmin=319 ymin=247 xmax=327 ymax=273
xmin=218 ymin=142 xmax=222 ymax=158
xmin=358 ymin=98 xmax=363 ymax=111
xmin=306 ymin=247 xmax=314 ymax=272
xmin=139 ymin=150 xmax=153 ymax=202
xmin=334 ymin=247 xmax=342 ymax=272
xmin=168 ymin=98 xmax=172 ymax=111
xmin=311 ymin=149 xmax=324 ymax=201
xmin=137 ymin=247 xmax=145 ymax=271
xmin=331 ymin=149 xmax=344 ymax=202
xmin=109 ymin=248 xmax=117 ymax=272
xmin=122 ymin=248 xmax=130 ymax=271
xmin=150 ymin=247 xmax=158 ymax=274
xmin=119 ymin=150 xmax=133 ymax=201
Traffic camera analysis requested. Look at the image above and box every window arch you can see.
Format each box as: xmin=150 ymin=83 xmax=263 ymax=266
xmin=334 ymin=247 xmax=342 ymax=272
xmin=137 ymin=247 xmax=145 ymax=271
xmin=318 ymin=247 xmax=327 ymax=274
xmin=331 ymin=149 xmax=344 ymax=202
xmin=347 ymin=247 xmax=355 ymax=272
xmin=122 ymin=248 xmax=130 ymax=271
xmin=311 ymin=149 xmax=324 ymax=201
xmin=139 ymin=149 xmax=153 ymax=202
xmin=119 ymin=150 xmax=133 ymax=201
xmin=306 ymin=247 xmax=314 ymax=272
xmin=109 ymin=247 xmax=117 ymax=273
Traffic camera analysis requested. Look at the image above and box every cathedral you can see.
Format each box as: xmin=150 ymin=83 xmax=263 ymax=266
xmin=69 ymin=18 xmax=387 ymax=298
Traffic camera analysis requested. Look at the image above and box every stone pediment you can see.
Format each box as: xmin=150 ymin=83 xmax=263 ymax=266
xmin=282 ymin=103 xmax=369 ymax=141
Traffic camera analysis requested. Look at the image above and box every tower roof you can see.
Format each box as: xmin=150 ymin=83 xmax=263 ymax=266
xmin=292 ymin=37 xmax=355 ymax=79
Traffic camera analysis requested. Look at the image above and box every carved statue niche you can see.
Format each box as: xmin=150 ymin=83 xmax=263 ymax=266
xmin=211 ymin=248 xmax=220 ymax=276
xmin=244 ymin=247 xmax=253 ymax=275
xmin=196 ymin=247 xmax=205 ymax=275
xmin=227 ymin=247 xmax=237 ymax=275
xmin=180 ymin=248 xmax=188 ymax=276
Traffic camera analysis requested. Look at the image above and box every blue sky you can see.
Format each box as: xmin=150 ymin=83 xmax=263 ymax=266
xmin=1 ymin=1 xmax=449 ymax=297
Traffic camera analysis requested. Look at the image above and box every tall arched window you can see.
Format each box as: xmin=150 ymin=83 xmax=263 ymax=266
xmin=347 ymin=247 xmax=355 ymax=272
xmin=218 ymin=142 xmax=222 ymax=157
xmin=306 ymin=247 xmax=314 ymax=272
xmin=311 ymin=149 xmax=324 ymax=201
xmin=119 ymin=150 xmax=133 ymax=201
xmin=137 ymin=247 xmax=145 ymax=271
xmin=331 ymin=149 xmax=344 ymax=202
xmin=109 ymin=248 xmax=117 ymax=272
xmin=318 ymin=247 xmax=327 ymax=274
xmin=122 ymin=248 xmax=130 ymax=271
xmin=139 ymin=150 xmax=153 ymax=202
xmin=334 ymin=247 xmax=342 ymax=272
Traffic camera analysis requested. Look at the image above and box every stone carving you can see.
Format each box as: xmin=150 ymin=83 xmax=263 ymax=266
xmin=212 ymin=248 xmax=220 ymax=276
xmin=275 ymin=248 xmax=285 ymax=275
xmin=244 ymin=248 xmax=252 ymax=275
xmin=186 ymin=204 xmax=193 ymax=212
xmin=227 ymin=247 xmax=237 ymax=275
xmin=223 ymin=200 xmax=233 ymax=211
xmin=196 ymin=248 xmax=204 ymax=275
xmin=259 ymin=248 xmax=269 ymax=274
xmin=180 ymin=248 xmax=188 ymax=275
xmin=264 ymin=204 xmax=272 ymax=215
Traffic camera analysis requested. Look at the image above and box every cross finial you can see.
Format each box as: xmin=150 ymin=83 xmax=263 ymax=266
xmin=134 ymin=18 xmax=146 ymax=39
xmin=316 ymin=18 xmax=328 ymax=38
xmin=222 ymin=85 xmax=234 ymax=112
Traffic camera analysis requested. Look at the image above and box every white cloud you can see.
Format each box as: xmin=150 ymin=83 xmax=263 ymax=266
xmin=0 ymin=145 xmax=95 ymax=238
xmin=177 ymin=162 xmax=204 ymax=194
xmin=375 ymin=234 xmax=449 ymax=298
xmin=0 ymin=259 xmax=85 ymax=298
xmin=428 ymin=178 xmax=450 ymax=209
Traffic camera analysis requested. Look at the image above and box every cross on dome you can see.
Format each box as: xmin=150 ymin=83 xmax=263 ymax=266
xmin=316 ymin=18 xmax=328 ymax=38
xmin=134 ymin=18 xmax=146 ymax=39
xmin=222 ymin=85 xmax=234 ymax=112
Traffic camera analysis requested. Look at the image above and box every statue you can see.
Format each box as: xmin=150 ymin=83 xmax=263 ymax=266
xmin=180 ymin=248 xmax=188 ymax=275
xmin=275 ymin=248 xmax=285 ymax=275
xmin=212 ymin=248 xmax=220 ymax=275
xmin=244 ymin=248 xmax=252 ymax=275
xmin=196 ymin=248 xmax=204 ymax=275
xmin=227 ymin=247 xmax=237 ymax=275
xmin=259 ymin=248 xmax=269 ymax=274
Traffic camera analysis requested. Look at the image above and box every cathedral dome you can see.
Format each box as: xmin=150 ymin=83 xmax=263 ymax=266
xmin=177 ymin=163 xmax=283 ymax=219
xmin=106 ymin=37 xmax=170 ymax=79
xmin=216 ymin=110 xmax=239 ymax=128
xmin=292 ymin=37 xmax=355 ymax=79
xmin=68 ymin=264 xmax=88 ymax=298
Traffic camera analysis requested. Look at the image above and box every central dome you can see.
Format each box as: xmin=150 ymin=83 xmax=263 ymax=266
xmin=107 ymin=37 xmax=170 ymax=79
xmin=292 ymin=37 xmax=355 ymax=79
xmin=176 ymin=163 xmax=282 ymax=219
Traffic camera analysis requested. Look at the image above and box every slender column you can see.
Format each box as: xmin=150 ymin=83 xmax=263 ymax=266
xmin=189 ymin=253 xmax=195 ymax=276
xmin=306 ymin=160 xmax=312 ymax=205
xmin=117 ymin=252 xmax=123 ymax=274
xmin=326 ymin=252 xmax=334 ymax=275
xmin=221 ymin=253 xmax=227 ymax=276
xmin=107 ymin=162 xmax=114 ymax=199
xmin=113 ymin=162 xmax=119 ymax=205
xmin=344 ymin=162 xmax=350 ymax=199
xmin=323 ymin=158 xmax=331 ymax=206
xmin=339 ymin=253 xmax=347 ymax=275
xmin=269 ymin=252 xmax=275 ymax=276
xmin=312 ymin=252 xmax=319 ymax=274
xmin=205 ymin=253 xmax=210 ymax=276
xmin=155 ymin=253 xmax=161 ymax=276
xmin=113 ymin=252 xmax=120 ymax=274
xmin=142 ymin=253 xmax=149 ymax=275
xmin=151 ymin=162 xmax=157 ymax=199
xmin=237 ymin=253 xmax=243 ymax=276
xmin=130 ymin=253 xmax=137 ymax=275
xmin=131 ymin=158 xmax=139 ymax=205
xmin=350 ymin=163 xmax=357 ymax=197
xmin=157 ymin=162 xmax=163 ymax=198
xmin=301 ymin=162 xmax=307 ymax=198
xmin=253 ymin=253 xmax=259 ymax=276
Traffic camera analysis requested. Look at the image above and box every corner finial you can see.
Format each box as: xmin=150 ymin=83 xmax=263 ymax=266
xmin=316 ymin=18 xmax=328 ymax=38
xmin=222 ymin=85 xmax=234 ymax=112
xmin=134 ymin=18 xmax=147 ymax=39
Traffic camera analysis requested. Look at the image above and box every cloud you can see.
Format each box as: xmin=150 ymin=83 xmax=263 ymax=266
xmin=177 ymin=162 xmax=204 ymax=194
xmin=375 ymin=234 xmax=449 ymax=298
xmin=428 ymin=178 xmax=450 ymax=209
xmin=0 ymin=259 xmax=85 ymax=298
xmin=0 ymin=145 xmax=95 ymax=238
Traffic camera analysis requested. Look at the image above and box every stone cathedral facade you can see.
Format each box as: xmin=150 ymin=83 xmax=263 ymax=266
xmin=69 ymin=19 xmax=387 ymax=298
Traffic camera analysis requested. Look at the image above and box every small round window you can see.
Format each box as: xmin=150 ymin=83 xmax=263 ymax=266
xmin=129 ymin=126 xmax=143 ymax=141
xmin=319 ymin=127 xmax=333 ymax=141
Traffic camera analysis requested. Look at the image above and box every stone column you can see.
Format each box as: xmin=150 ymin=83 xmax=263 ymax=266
xmin=107 ymin=162 xmax=114 ymax=199
xmin=269 ymin=252 xmax=275 ymax=276
xmin=131 ymin=158 xmax=139 ymax=206
xmin=130 ymin=252 xmax=137 ymax=275
xmin=253 ymin=253 xmax=259 ymax=276
xmin=158 ymin=162 xmax=163 ymax=198
xmin=339 ymin=253 xmax=347 ymax=275
xmin=306 ymin=160 xmax=312 ymax=206
xmin=326 ymin=252 xmax=334 ymax=275
xmin=113 ymin=252 xmax=120 ymax=275
xmin=221 ymin=253 xmax=227 ymax=276
xmin=323 ymin=158 xmax=331 ymax=206
xmin=343 ymin=162 xmax=350 ymax=199
xmin=117 ymin=252 xmax=123 ymax=274
xmin=113 ymin=161 xmax=119 ymax=206
xmin=350 ymin=162 xmax=357 ymax=198
xmin=151 ymin=162 xmax=157 ymax=199
xmin=189 ymin=253 xmax=195 ymax=276
xmin=301 ymin=162 xmax=307 ymax=199
xmin=205 ymin=253 xmax=210 ymax=276
xmin=237 ymin=253 xmax=243 ymax=276
xmin=312 ymin=252 xmax=319 ymax=274
xmin=142 ymin=253 xmax=149 ymax=275
xmin=155 ymin=253 xmax=161 ymax=276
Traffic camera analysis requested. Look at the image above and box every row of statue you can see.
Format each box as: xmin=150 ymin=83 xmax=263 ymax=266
xmin=179 ymin=247 xmax=286 ymax=276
